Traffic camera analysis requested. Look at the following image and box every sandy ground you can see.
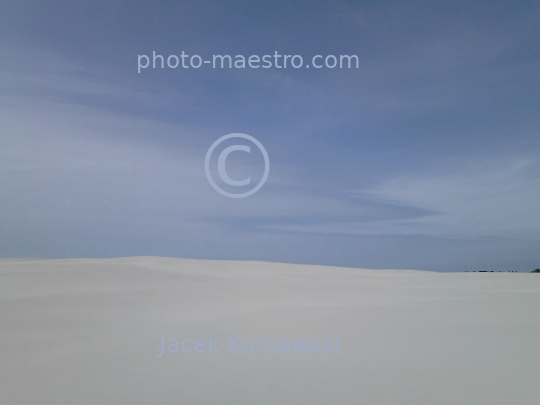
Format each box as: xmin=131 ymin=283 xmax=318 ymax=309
xmin=1 ymin=257 xmax=539 ymax=404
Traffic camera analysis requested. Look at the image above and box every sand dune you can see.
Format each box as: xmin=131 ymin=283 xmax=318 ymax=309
xmin=1 ymin=257 xmax=539 ymax=404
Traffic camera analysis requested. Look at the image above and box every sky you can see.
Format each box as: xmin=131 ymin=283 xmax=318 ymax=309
xmin=0 ymin=0 xmax=539 ymax=271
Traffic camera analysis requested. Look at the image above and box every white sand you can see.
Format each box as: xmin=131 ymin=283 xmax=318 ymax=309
xmin=1 ymin=257 xmax=539 ymax=404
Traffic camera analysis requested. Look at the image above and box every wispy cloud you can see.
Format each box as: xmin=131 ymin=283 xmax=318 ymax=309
xmin=264 ymin=157 xmax=540 ymax=240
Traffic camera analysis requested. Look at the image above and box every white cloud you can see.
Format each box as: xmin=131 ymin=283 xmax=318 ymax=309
xmin=265 ymin=156 xmax=540 ymax=240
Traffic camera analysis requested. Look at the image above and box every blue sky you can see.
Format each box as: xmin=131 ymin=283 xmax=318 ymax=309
xmin=1 ymin=1 xmax=539 ymax=271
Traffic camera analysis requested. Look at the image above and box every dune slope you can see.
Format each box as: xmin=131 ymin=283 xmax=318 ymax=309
xmin=1 ymin=257 xmax=539 ymax=404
